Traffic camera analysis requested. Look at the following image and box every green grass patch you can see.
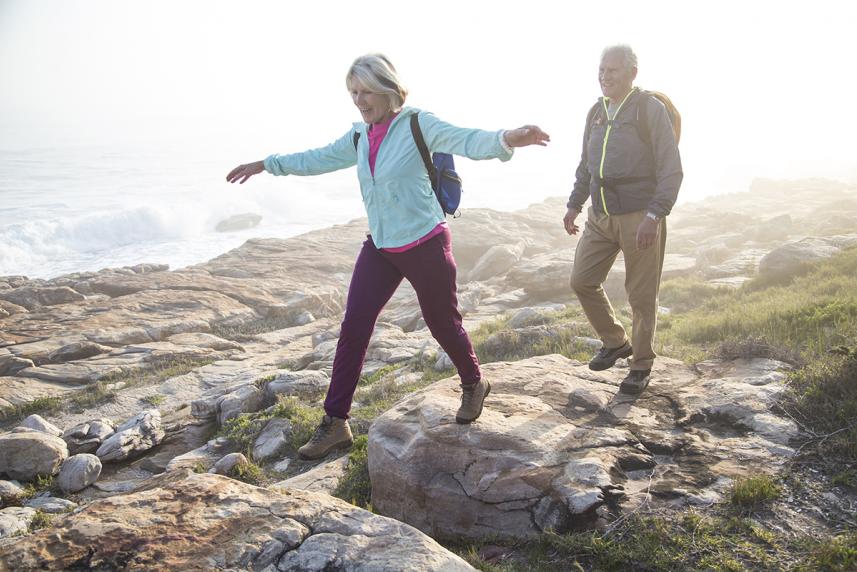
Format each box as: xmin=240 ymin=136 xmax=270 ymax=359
xmin=5 ymin=396 xmax=65 ymax=420
xmin=801 ymin=532 xmax=857 ymax=572
xmin=452 ymin=513 xmax=785 ymax=572
xmin=219 ymin=396 xmax=325 ymax=458
xmin=783 ymin=346 xmax=857 ymax=461
xmin=730 ymin=475 xmax=781 ymax=509
xmin=141 ymin=393 xmax=166 ymax=407
xmin=228 ymin=459 xmax=265 ymax=486
xmin=332 ymin=435 xmax=371 ymax=509
xmin=28 ymin=510 xmax=54 ymax=532
xmin=659 ymin=275 xmax=733 ymax=313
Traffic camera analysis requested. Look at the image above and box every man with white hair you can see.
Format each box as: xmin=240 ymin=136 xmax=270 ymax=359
xmin=563 ymin=45 xmax=683 ymax=394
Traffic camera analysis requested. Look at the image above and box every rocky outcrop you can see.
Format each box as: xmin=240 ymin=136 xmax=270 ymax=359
xmin=368 ymin=355 xmax=798 ymax=539
xmin=0 ymin=470 xmax=475 ymax=571
xmin=96 ymin=410 xmax=164 ymax=462
xmin=0 ymin=429 xmax=68 ymax=481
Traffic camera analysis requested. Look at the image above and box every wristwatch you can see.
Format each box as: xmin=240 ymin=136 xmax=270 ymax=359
xmin=645 ymin=212 xmax=661 ymax=222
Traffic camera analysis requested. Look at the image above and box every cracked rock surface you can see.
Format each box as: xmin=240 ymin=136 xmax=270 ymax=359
xmin=0 ymin=469 xmax=474 ymax=571
xmin=369 ymin=354 xmax=799 ymax=539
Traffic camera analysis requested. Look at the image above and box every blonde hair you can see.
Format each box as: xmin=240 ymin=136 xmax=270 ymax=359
xmin=346 ymin=53 xmax=408 ymax=111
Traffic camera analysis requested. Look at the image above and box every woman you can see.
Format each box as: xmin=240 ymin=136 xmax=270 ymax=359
xmin=227 ymin=54 xmax=549 ymax=460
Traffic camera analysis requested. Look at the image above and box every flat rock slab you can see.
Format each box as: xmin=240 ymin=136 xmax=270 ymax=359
xmin=0 ymin=469 xmax=474 ymax=571
xmin=368 ymin=355 xmax=798 ymax=539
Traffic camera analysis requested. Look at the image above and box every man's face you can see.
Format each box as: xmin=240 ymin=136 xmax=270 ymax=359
xmin=599 ymin=53 xmax=636 ymax=100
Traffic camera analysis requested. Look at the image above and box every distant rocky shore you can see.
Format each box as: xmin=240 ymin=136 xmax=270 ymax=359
xmin=1 ymin=178 xmax=855 ymax=569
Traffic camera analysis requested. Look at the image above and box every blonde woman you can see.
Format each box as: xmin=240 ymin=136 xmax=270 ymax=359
xmin=228 ymin=54 xmax=549 ymax=459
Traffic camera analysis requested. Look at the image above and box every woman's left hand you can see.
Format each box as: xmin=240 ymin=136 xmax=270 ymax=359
xmin=503 ymin=126 xmax=551 ymax=148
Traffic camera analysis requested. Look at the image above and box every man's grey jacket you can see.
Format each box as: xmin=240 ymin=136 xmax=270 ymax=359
xmin=567 ymin=88 xmax=683 ymax=219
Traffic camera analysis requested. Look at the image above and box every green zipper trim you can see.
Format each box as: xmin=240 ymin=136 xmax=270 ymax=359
xmin=598 ymin=88 xmax=636 ymax=215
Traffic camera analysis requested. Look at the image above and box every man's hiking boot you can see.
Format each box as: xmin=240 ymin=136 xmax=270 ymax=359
xmin=298 ymin=415 xmax=354 ymax=460
xmin=588 ymin=341 xmax=633 ymax=371
xmin=456 ymin=378 xmax=491 ymax=424
xmin=620 ymin=369 xmax=651 ymax=394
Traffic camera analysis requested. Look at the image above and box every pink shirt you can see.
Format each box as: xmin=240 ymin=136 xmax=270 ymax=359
xmin=368 ymin=112 xmax=447 ymax=253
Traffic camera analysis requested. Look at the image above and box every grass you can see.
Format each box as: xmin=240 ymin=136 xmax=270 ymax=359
xmin=730 ymin=475 xmax=781 ymax=509
xmin=141 ymin=394 xmax=166 ymax=407
xmin=28 ymin=510 xmax=54 ymax=532
xmin=1 ymin=355 xmax=214 ymax=426
xmin=210 ymin=315 xmax=306 ymax=342
xmin=218 ymin=396 xmax=324 ymax=458
xmin=332 ymin=435 xmax=371 ymax=509
xmin=228 ymin=459 xmax=265 ymax=486
xmin=450 ymin=512 xmax=790 ymax=572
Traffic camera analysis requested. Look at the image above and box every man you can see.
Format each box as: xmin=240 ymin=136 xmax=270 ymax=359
xmin=564 ymin=44 xmax=682 ymax=394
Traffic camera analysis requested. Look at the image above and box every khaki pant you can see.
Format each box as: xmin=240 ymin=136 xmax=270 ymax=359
xmin=570 ymin=207 xmax=666 ymax=371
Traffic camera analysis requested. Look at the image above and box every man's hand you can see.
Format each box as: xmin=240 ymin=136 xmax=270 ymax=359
xmin=636 ymin=216 xmax=659 ymax=249
xmin=503 ymin=126 xmax=551 ymax=148
xmin=563 ymin=207 xmax=581 ymax=235
xmin=226 ymin=161 xmax=265 ymax=184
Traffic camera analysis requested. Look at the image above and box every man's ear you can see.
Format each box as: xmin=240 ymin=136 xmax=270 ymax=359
xmin=631 ymin=66 xmax=638 ymax=81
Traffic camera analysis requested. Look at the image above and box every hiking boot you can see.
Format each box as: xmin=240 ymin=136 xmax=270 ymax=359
xmin=456 ymin=378 xmax=491 ymax=424
xmin=620 ymin=369 xmax=651 ymax=394
xmin=588 ymin=341 xmax=633 ymax=371
xmin=298 ymin=415 xmax=354 ymax=460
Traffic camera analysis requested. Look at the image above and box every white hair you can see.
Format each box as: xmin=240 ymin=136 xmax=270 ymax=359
xmin=346 ymin=53 xmax=408 ymax=111
xmin=601 ymin=44 xmax=638 ymax=71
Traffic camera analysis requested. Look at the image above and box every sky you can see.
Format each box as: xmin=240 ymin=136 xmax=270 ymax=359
xmin=2 ymin=0 xmax=856 ymax=210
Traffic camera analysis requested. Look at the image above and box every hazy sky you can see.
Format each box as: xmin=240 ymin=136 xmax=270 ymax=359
xmin=2 ymin=0 xmax=856 ymax=206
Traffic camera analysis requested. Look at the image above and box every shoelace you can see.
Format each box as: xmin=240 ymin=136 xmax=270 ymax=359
xmin=308 ymin=421 xmax=332 ymax=444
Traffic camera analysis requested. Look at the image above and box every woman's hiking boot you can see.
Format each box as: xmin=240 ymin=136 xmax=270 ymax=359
xmin=620 ymin=369 xmax=651 ymax=394
xmin=456 ymin=378 xmax=491 ymax=424
xmin=588 ymin=341 xmax=633 ymax=371
xmin=298 ymin=415 xmax=354 ymax=460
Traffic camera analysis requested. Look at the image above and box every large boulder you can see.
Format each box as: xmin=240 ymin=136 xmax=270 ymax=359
xmin=63 ymin=418 xmax=116 ymax=455
xmin=96 ymin=410 xmax=164 ymax=462
xmin=58 ymin=454 xmax=102 ymax=493
xmin=369 ymin=355 xmax=799 ymax=539
xmin=758 ymin=237 xmax=842 ymax=277
xmin=0 ymin=430 xmax=68 ymax=481
xmin=0 ymin=470 xmax=475 ymax=571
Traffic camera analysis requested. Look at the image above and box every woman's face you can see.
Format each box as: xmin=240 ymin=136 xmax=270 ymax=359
xmin=350 ymin=79 xmax=393 ymax=124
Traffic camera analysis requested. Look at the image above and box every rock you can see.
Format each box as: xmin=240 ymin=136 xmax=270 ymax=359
xmin=435 ymin=351 xmax=454 ymax=371
xmin=215 ymin=212 xmax=262 ymax=232
xmin=369 ymin=355 xmax=798 ymax=539
xmin=0 ymin=350 xmax=34 ymax=376
xmin=58 ymin=454 xmax=102 ymax=493
xmin=468 ymin=242 xmax=526 ymax=282
xmin=0 ymin=286 xmax=85 ymax=311
xmin=703 ymin=249 xmax=769 ymax=279
xmin=63 ymin=418 xmax=116 ymax=455
xmin=218 ymin=384 xmax=266 ymax=426
xmin=166 ymin=332 xmax=245 ymax=352
xmin=271 ymin=454 xmax=349 ymax=495
xmin=253 ymin=418 xmax=292 ymax=463
xmin=758 ymin=237 xmax=842 ymax=277
xmin=165 ymin=436 xmax=236 ymax=472
xmin=0 ymin=470 xmax=476 ymax=570
xmin=265 ymin=370 xmax=330 ymax=400
xmin=23 ymin=496 xmax=78 ymax=514
xmin=0 ymin=430 xmax=68 ymax=481
xmin=0 ymin=507 xmax=35 ymax=538
xmin=506 ymin=251 xmax=575 ymax=300
xmin=96 ymin=410 xmax=164 ymax=462
xmin=209 ymin=452 xmax=249 ymax=476
xmin=507 ymin=305 xmax=565 ymax=329
xmin=47 ymin=341 xmax=113 ymax=363
xmin=19 ymin=414 xmax=62 ymax=437
xmin=0 ymin=480 xmax=24 ymax=504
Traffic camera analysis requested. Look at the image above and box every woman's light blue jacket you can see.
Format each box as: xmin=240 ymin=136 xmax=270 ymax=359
xmin=263 ymin=107 xmax=513 ymax=248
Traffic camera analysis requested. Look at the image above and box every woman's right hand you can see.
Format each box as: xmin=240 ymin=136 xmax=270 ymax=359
xmin=226 ymin=161 xmax=265 ymax=184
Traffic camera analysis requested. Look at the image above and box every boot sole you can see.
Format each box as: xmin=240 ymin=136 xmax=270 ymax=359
xmin=456 ymin=381 xmax=491 ymax=425
xmin=297 ymin=438 xmax=354 ymax=461
xmin=588 ymin=345 xmax=633 ymax=371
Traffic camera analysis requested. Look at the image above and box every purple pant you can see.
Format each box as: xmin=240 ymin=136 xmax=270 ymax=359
xmin=323 ymin=227 xmax=480 ymax=418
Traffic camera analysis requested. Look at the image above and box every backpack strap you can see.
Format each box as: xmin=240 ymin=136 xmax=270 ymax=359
xmin=352 ymin=131 xmax=360 ymax=150
xmin=409 ymin=113 xmax=439 ymax=191
xmin=635 ymin=90 xmax=653 ymax=152
xmin=583 ymin=101 xmax=601 ymax=147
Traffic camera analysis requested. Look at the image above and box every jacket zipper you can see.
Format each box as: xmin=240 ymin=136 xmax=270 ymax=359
xmin=597 ymin=88 xmax=636 ymax=215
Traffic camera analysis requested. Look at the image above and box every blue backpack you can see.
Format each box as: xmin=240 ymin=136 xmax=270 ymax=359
xmin=352 ymin=112 xmax=463 ymax=217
